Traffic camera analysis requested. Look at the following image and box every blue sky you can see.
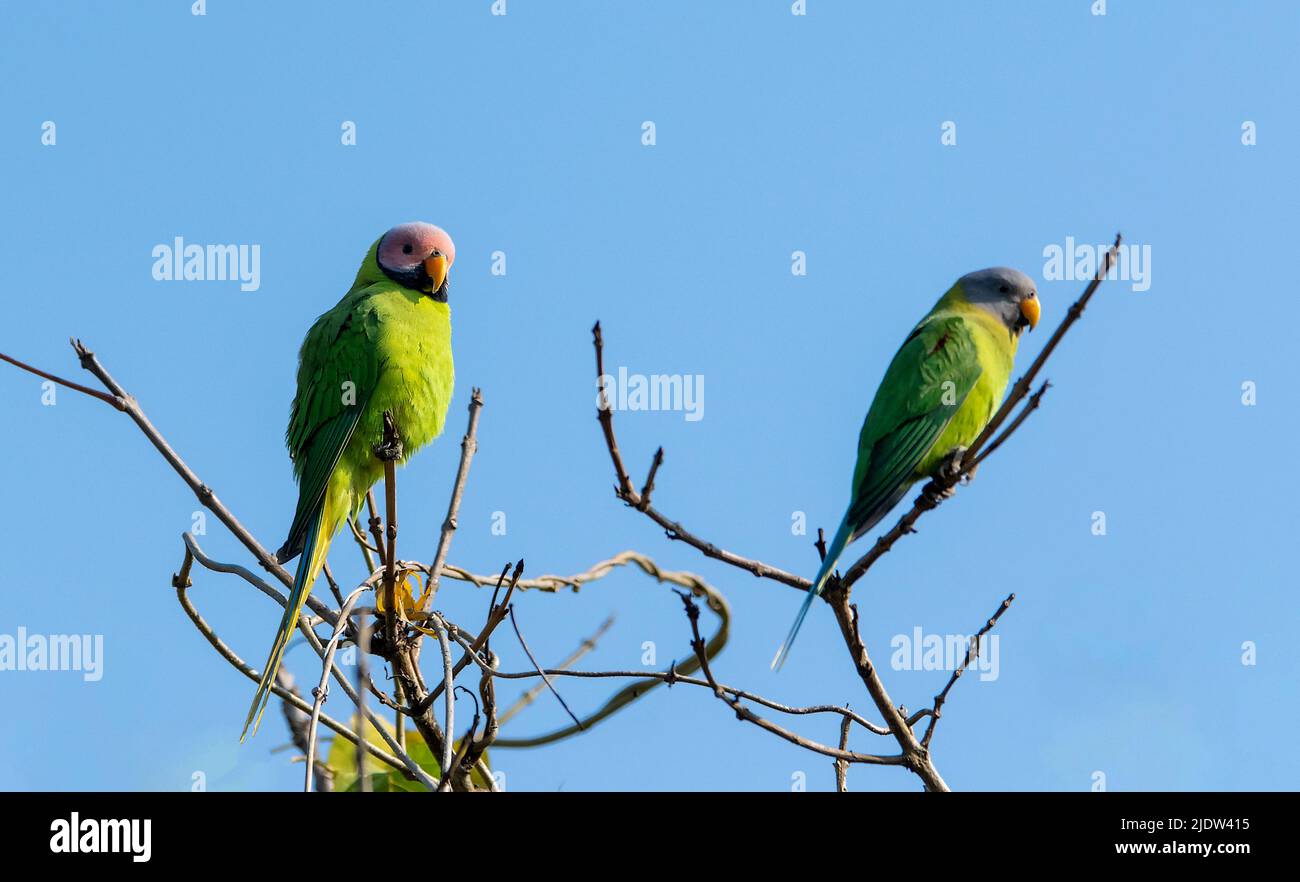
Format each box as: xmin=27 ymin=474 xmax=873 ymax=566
xmin=0 ymin=1 xmax=1295 ymax=792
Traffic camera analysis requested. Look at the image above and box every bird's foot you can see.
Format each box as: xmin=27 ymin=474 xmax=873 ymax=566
xmin=374 ymin=411 xmax=404 ymax=461
xmin=373 ymin=437 xmax=404 ymax=462
xmin=920 ymin=479 xmax=958 ymax=505
xmin=935 ymin=446 xmax=967 ymax=485
xmin=920 ymin=447 xmax=968 ymax=504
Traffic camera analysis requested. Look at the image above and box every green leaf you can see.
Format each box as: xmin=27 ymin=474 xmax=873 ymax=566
xmin=322 ymin=716 xmax=491 ymax=792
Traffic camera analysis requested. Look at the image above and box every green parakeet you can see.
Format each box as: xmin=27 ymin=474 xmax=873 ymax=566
xmin=241 ymin=222 xmax=457 ymax=740
xmin=773 ymin=267 xmax=1040 ymax=670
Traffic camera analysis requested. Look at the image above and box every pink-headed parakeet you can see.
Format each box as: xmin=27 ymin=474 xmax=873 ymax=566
xmin=242 ymin=221 xmax=457 ymax=739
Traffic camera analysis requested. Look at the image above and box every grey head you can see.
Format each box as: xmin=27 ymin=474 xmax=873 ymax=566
xmin=958 ymin=267 xmax=1040 ymax=335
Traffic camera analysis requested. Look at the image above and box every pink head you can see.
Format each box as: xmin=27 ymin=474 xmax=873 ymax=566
xmin=376 ymin=222 xmax=456 ymax=301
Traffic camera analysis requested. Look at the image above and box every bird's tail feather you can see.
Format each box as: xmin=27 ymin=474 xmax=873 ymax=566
xmin=241 ymin=500 xmax=332 ymax=741
xmin=771 ymin=515 xmax=853 ymax=671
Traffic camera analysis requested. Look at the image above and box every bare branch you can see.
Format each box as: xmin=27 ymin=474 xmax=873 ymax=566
xmin=180 ymin=536 xmax=425 ymax=785
xmin=0 ymin=340 xmax=344 ymax=629
xmin=354 ymin=616 xmax=373 ymax=792
xmin=414 ymin=561 xmax=520 ymax=717
xmin=488 ymin=558 xmax=732 ymax=749
xmin=592 ymin=321 xmax=638 ymax=500
xmin=835 ymin=713 xmax=853 ymax=792
xmin=276 ymin=670 xmax=333 ymax=792
xmin=304 ymin=588 xmax=395 ymax=792
xmin=637 ymin=447 xmax=664 ymax=511
xmin=0 ymin=347 xmax=125 ymax=409
xmin=426 ymin=387 xmax=483 ymax=600
xmin=377 ymin=410 xmax=402 ymax=671
xmin=426 ymin=612 xmax=457 ymax=792
xmin=499 ymin=614 xmax=615 ymax=727
xmin=171 ymin=558 xmax=412 ymax=777
xmin=677 ymin=591 xmax=903 ymax=767
xmin=821 ymin=587 xmax=949 ymax=789
xmin=589 ymin=324 xmax=806 ymax=590
xmin=508 ymin=604 xmax=583 ymax=730
xmin=459 ymin=650 xmax=500 ymax=787
xmin=365 ymin=490 xmax=387 ymax=571
xmin=919 ymin=593 xmax=1015 ymax=750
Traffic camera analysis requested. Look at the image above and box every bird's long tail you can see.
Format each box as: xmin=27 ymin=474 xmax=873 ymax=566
xmin=240 ymin=498 xmax=335 ymax=741
xmin=771 ymin=515 xmax=853 ymax=671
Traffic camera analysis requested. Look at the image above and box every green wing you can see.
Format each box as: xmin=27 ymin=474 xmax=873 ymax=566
xmin=846 ymin=314 xmax=982 ymax=539
xmin=276 ymin=293 xmax=382 ymax=562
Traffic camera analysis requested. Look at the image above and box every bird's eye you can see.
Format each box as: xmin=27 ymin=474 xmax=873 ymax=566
xmin=999 ymin=284 xmax=1009 ymax=294
xmin=1028 ymin=291 xmax=1037 ymax=298
xmin=402 ymin=243 xmax=413 ymax=255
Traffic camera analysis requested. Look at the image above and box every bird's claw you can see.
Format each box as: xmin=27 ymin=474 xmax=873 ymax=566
xmin=935 ymin=446 xmax=967 ymax=484
xmin=919 ymin=447 xmax=968 ymax=504
xmin=373 ymin=438 xmax=404 ymax=462
xmin=374 ymin=411 xmax=404 ymax=461
xmin=921 ymin=481 xmax=958 ymax=504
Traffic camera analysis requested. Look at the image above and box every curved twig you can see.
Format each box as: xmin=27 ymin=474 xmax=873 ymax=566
xmin=304 ymin=588 xmax=387 ymax=792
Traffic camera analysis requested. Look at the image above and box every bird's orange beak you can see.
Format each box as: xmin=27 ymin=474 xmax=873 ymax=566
xmin=1019 ymin=295 xmax=1040 ymax=331
xmin=423 ymin=252 xmax=449 ymax=292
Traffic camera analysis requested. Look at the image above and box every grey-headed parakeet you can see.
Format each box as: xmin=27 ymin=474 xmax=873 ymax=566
xmin=773 ymin=267 xmax=1040 ymax=670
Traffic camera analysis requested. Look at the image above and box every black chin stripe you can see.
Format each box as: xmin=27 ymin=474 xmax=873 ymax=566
xmin=430 ymin=280 xmax=449 ymax=303
xmin=380 ymin=262 xmax=431 ymax=292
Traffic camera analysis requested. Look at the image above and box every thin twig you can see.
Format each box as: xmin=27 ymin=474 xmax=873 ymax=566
xmin=0 ymin=348 xmax=126 ymax=409
xmin=461 ymin=652 xmax=500 ymax=784
xmin=54 ymin=339 xmax=337 ymax=624
xmin=426 ymin=388 xmax=483 ymax=600
xmin=183 ymin=534 xmax=394 ymax=711
xmin=172 ymin=562 xmax=419 ymax=779
xmin=366 ymin=490 xmax=387 ymax=570
xmin=348 ymin=516 xmax=381 ymax=566
xmin=677 ymin=592 xmax=902 ymax=766
xmin=378 ymin=411 xmax=401 ymax=670
xmin=180 ymin=536 xmax=427 ymax=786
xmin=637 ymin=447 xmax=664 ymax=511
xmin=835 ymin=712 xmax=853 ymax=792
xmin=593 ymin=321 xmax=638 ymax=500
xmin=277 ymin=670 xmax=333 ymax=792
xmin=489 ymin=564 xmax=734 ymax=748
xmin=499 ymin=614 xmax=615 ymax=726
xmin=591 ymin=324 xmax=806 ymax=589
xmin=919 ymin=593 xmax=1015 ymax=750
xmin=427 ymin=612 xmax=456 ymax=791
xmin=321 ymin=562 xmax=346 ymax=609
xmin=822 ymin=587 xmax=949 ymax=790
xmin=355 ymin=615 xmax=372 ymax=792
xmin=508 ymin=605 xmax=583 ymax=730
xmin=305 ymin=588 xmax=369 ymax=792
xmin=414 ymin=561 xmax=520 ymax=716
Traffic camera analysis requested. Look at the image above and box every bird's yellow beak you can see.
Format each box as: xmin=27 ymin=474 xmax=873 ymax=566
xmin=1019 ymin=295 xmax=1040 ymax=331
xmin=423 ymin=252 xmax=449 ymax=292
